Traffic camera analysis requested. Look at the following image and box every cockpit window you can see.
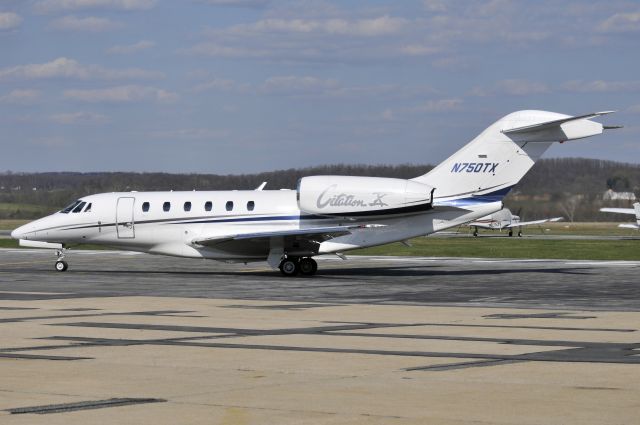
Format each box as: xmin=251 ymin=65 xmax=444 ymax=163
xmin=84 ymin=203 xmax=92 ymax=212
xmin=60 ymin=200 xmax=81 ymax=214
xmin=72 ymin=201 xmax=86 ymax=213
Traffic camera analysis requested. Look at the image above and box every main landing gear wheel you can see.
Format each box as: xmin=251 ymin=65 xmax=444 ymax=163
xmin=508 ymin=230 xmax=513 ymax=237
xmin=279 ymin=258 xmax=299 ymax=277
xmin=299 ymin=258 xmax=318 ymax=276
xmin=518 ymin=230 xmax=523 ymax=237
xmin=473 ymin=229 xmax=478 ymax=237
xmin=55 ymin=260 xmax=68 ymax=272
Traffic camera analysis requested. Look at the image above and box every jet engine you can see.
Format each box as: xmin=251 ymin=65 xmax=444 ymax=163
xmin=297 ymin=176 xmax=434 ymax=216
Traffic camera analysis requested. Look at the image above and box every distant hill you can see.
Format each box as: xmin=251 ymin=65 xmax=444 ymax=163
xmin=1 ymin=158 xmax=639 ymax=220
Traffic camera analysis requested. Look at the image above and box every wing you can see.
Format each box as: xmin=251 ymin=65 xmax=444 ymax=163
xmin=192 ymin=224 xmax=382 ymax=247
xmin=506 ymin=217 xmax=563 ymax=228
xmin=600 ymin=207 xmax=635 ymax=215
xmin=467 ymin=221 xmax=498 ymax=229
xmin=619 ymin=223 xmax=640 ymax=230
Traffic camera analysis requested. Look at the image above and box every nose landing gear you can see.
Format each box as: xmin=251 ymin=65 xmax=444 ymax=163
xmin=55 ymin=249 xmax=68 ymax=272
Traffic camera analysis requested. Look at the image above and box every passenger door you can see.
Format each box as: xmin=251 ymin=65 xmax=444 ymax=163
xmin=116 ymin=197 xmax=135 ymax=238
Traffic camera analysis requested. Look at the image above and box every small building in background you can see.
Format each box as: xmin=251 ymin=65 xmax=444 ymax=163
xmin=603 ymin=189 xmax=637 ymax=201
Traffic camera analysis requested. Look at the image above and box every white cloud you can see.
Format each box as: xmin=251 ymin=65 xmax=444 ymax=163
xmin=199 ymin=0 xmax=269 ymax=7
xmin=0 ymin=89 xmax=41 ymax=105
xmin=34 ymin=0 xmax=156 ymax=14
xmin=626 ymin=104 xmax=640 ymax=114
xmin=193 ymin=78 xmax=250 ymax=93
xmin=0 ymin=57 xmax=163 ymax=81
xmin=471 ymin=79 xmax=549 ymax=96
xmin=423 ymin=0 xmax=447 ymax=13
xmin=63 ymin=85 xmax=177 ymax=103
xmin=107 ymin=40 xmax=155 ymax=54
xmin=415 ymin=98 xmax=463 ymax=112
xmin=0 ymin=12 xmax=22 ymax=30
xmin=598 ymin=11 xmax=640 ymax=33
xmin=50 ymin=111 xmax=109 ymax=124
xmin=49 ymin=15 xmax=121 ymax=32
xmin=399 ymin=44 xmax=439 ymax=56
xmin=562 ymin=80 xmax=640 ymax=93
xmin=147 ymin=128 xmax=229 ymax=140
xmin=259 ymin=75 xmax=339 ymax=95
xmin=222 ymin=16 xmax=407 ymax=37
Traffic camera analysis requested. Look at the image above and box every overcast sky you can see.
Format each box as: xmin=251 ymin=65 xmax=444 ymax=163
xmin=1 ymin=0 xmax=639 ymax=173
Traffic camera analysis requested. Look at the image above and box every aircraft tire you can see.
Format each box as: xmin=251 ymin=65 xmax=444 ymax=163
xmin=508 ymin=230 xmax=513 ymax=237
xmin=279 ymin=258 xmax=299 ymax=277
xmin=473 ymin=231 xmax=478 ymax=237
xmin=55 ymin=260 xmax=68 ymax=272
xmin=299 ymin=258 xmax=318 ymax=276
xmin=518 ymin=231 xmax=522 ymax=237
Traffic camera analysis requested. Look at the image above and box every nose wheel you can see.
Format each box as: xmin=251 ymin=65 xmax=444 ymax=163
xmin=54 ymin=249 xmax=69 ymax=272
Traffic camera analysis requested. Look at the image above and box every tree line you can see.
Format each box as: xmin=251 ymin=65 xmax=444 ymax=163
xmin=1 ymin=158 xmax=639 ymax=221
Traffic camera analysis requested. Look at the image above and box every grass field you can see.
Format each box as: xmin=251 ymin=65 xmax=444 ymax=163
xmin=0 ymin=203 xmax=52 ymax=219
xmin=1 ymin=220 xmax=638 ymax=260
xmin=351 ymin=237 xmax=640 ymax=260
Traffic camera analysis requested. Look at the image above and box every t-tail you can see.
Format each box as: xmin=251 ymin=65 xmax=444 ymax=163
xmin=412 ymin=110 xmax=618 ymax=207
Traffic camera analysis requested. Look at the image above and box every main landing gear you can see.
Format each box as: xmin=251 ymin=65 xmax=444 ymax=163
xmin=54 ymin=248 xmax=68 ymax=272
xmin=278 ymin=257 xmax=318 ymax=277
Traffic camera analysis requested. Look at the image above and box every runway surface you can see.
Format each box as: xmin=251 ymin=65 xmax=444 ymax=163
xmin=1 ymin=249 xmax=639 ymax=310
xmin=1 ymin=249 xmax=639 ymax=424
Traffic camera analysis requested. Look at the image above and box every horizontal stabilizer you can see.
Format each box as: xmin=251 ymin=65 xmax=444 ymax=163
xmin=501 ymin=111 xmax=617 ymax=142
xmin=502 ymin=111 xmax=614 ymax=134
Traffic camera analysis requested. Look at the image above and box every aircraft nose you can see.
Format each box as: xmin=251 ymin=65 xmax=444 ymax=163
xmin=10 ymin=223 xmax=33 ymax=240
xmin=11 ymin=225 xmax=25 ymax=240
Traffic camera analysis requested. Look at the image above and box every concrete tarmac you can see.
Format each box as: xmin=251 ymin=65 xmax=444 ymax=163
xmin=1 ymin=249 xmax=639 ymax=424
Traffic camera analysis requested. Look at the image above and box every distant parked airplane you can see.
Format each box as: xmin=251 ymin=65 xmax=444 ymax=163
xmin=12 ymin=110 xmax=617 ymax=276
xmin=468 ymin=208 xmax=563 ymax=237
xmin=600 ymin=202 xmax=640 ymax=230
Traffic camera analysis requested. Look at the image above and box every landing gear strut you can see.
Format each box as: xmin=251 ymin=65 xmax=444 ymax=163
xmin=54 ymin=249 xmax=68 ymax=272
xmin=279 ymin=257 xmax=318 ymax=277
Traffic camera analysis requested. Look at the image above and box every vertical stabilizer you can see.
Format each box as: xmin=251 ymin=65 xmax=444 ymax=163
xmin=412 ymin=110 xmax=611 ymax=205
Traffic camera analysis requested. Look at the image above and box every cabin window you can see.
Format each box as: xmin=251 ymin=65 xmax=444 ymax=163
xmin=204 ymin=201 xmax=212 ymax=212
xmin=142 ymin=202 xmax=150 ymax=212
xmin=184 ymin=201 xmax=192 ymax=212
xmin=226 ymin=201 xmax=234 ymax=211
xmin=72 ymin=201 xmax=86 ymax=213
xmin=61 ymin=200 xmax=81 ymax=214
xmin=84 ymin=203 xmax=92 ymax=212
xmin=247 ymin=201 xmax=255 ymax=211
xmin=163 ymin=201 xmax=171 ymax=212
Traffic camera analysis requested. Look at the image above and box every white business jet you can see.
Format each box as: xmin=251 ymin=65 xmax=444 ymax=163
xmin=11 ymin=110 xmax=617 ymax=276
xmin=600 ymin=202 xmax=640 ymax=230
xmin=467 ymin=208 xmax=563 ymax=237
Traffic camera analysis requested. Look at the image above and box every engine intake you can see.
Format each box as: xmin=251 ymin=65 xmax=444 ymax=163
xmin=297 ymin=176 xmax=434 ymax=216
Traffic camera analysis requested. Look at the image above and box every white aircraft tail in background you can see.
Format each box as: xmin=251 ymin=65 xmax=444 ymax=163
xmin=12 ymin=110 xmax=617 ymax=276
xmin=467 ymin=208 xmax=563 ymax=237
xmin=600 ymin=202 xmax=640 ymax=230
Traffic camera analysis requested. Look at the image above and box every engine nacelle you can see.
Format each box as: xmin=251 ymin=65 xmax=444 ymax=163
xmin=297 ymin=176 xmax=434 ymax=216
